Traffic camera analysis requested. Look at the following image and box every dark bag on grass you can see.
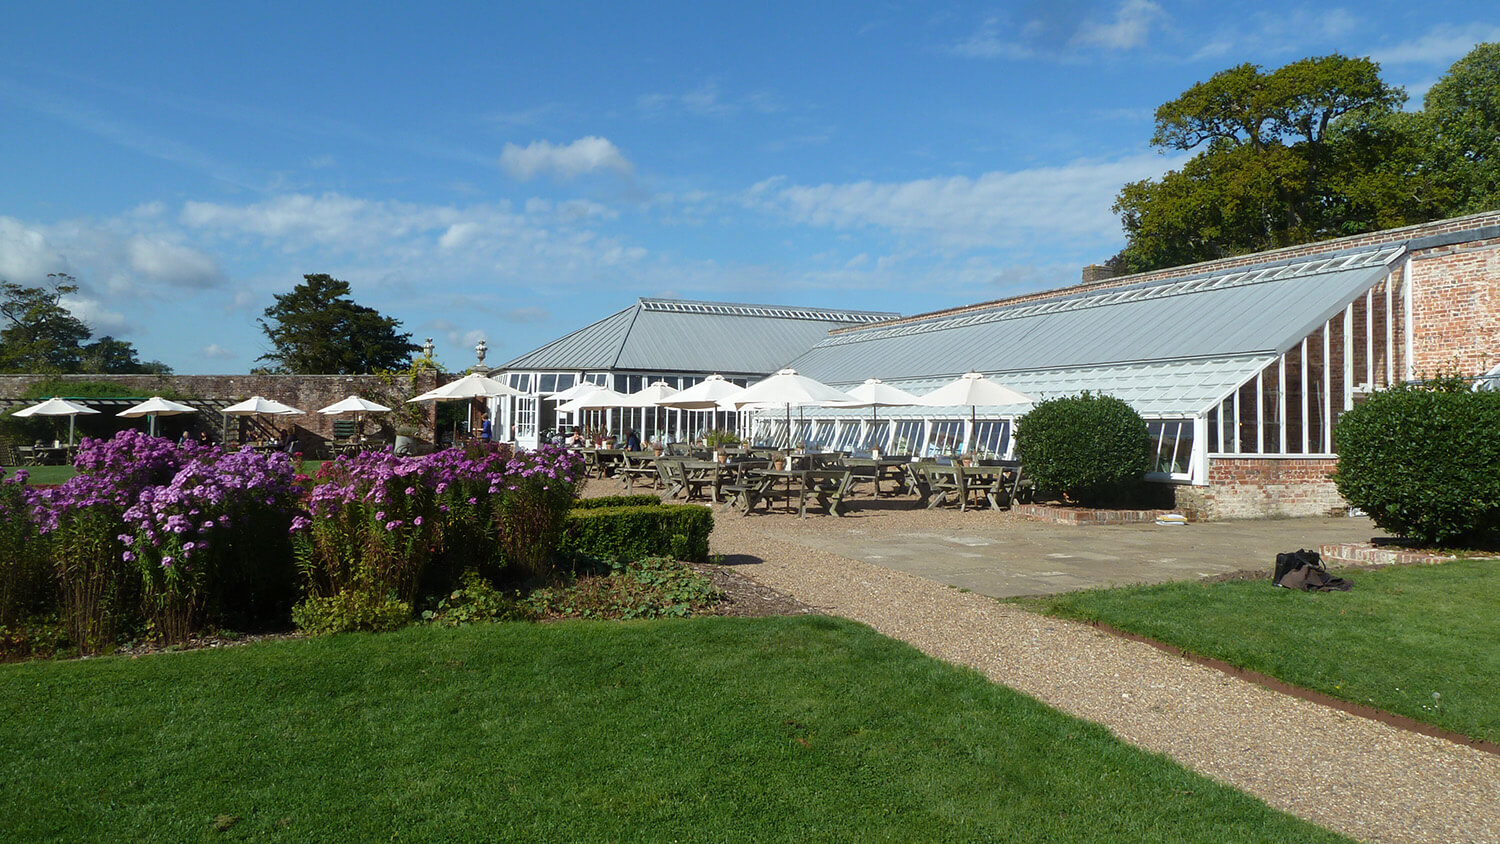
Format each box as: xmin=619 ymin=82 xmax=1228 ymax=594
xmin=1273 ymin=549 xmax=1351 ymax=592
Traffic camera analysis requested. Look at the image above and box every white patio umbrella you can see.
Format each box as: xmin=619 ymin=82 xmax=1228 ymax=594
xmin=406 ymin=372 xmax=523 ymax=402
xmin=619 ymin=381 xmax=679 ymax=407
xmin=656 ymin=374 xmax=748 ymax=435
xmin=546 ymin=381 xmax=605 ymax=403
xmin=221 ymin=396 xmax=304 ymax=445
xmin=917 ymin=371 xmax=1032 ymax=453
xmin=12 ymin=397 xmax=99 ymax=446
xmin=834 ymin=378 xmax=921 ymax=449
xmin=318 ymin=395 xmax=392 ymax=439
xmin=116 ymin=396 xmax=196 ymax=437
xmin=732 ymin=368 xmax=857 ymax=448
xmin=222 ymin=396 xmax=305 ymax=416
xmin=556 ymin=386 xmax=633 ymax=441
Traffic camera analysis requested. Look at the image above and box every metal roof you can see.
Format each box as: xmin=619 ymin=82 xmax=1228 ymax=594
xmin=788 ymin=245 xmax=1403 ymax=416
xmin=501 ymin=298 xmax=898 ymax=375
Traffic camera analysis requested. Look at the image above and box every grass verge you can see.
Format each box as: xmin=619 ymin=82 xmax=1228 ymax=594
xmin=1022 ymin=560 xmax=1500 ymax=744
xmin=0 ymin=616 xmax=1346 ymax=842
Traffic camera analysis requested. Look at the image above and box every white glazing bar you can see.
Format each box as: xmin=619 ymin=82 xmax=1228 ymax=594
xmin=1323 ymin=320 xmax=1333 ymax=453
xmin=1192 ymin=415 xmax=1208 ymax=484
xmin=1256 ymin=370 xmax=1265 ymax=454
xmin=1216 ymin=399 xmax=1224 ymax=453
xmin=1278 ymin=355 xmax=1287 ymax=453
xmin=1350 ymin=304 xmax=1362 ymax=413
xmin=1301 ymin=337 xmax=1309 ymax=454
xmin=1402 ymin=257 xmax=1414 ymax=380
xmin=1385 ymin=276 xmax=1394 ymax=386
xmin=1365 ymin=287 xmax=1375 ymax=389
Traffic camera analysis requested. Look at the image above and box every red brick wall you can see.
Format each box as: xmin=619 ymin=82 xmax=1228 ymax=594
xmin=1408 ymin=238 xmax=1500 ymax=378
xmin=1174 ymin=457 xmax=1345 ymax=520
xmin=0 ymin=373 xmax=439 ymax=445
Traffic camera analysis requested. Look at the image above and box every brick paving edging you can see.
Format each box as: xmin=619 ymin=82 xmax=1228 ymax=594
xmin=1012 ymin=502 xmax=1174 ymax=525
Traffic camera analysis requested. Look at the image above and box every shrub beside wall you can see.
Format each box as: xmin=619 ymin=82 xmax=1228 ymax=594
xmin=1015 ymin=392 xmax=1151 ymax=506
xmin=1334 ymin=377 xmax=1500 ymax=545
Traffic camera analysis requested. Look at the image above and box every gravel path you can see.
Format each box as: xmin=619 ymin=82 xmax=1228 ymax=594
xmin=706 ymin=505 xmax=1500 ymax=844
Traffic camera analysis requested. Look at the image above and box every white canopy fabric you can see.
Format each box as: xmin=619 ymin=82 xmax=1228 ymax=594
xmin=546 ymin=381 xmax=604 ymax=402
xmin=222 ymin=396 xmax=305 ymax=416
xmin=12 ymin=397 xmax=99 ymax=418
xmin=618 ymin=381 xmax=679 ymax=408
xmin=117 ymin=396 xmax=196 ymax=437
xmin=117 ymin=396 xmax=196 ymax=418
xmin=317 ymin=395 xmax=392 ymax=414
xmin=732 ymin=368 xmax=857 ymax=410
xmin=733 ymin=369 xmax=856 ymax=447
xmin=917 ymin=372 xmax=1032 ymax=453
xmin=556 ymin=386 xmax=632 ymax=414
xmin=917 ymin=371 xmax=1033 ymax=409
xmin=12 ymin=397 xmax=100 ymax=446
xmin=407 ymin=372 xmax=522 ymax=403
xmin=655 ymin=374 xmax=746 ymax=410
xmin=837 ymin=378 xmax=921 ymax=409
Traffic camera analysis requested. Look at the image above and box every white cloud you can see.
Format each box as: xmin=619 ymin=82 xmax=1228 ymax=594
xmin=502 ymin=306 xmax=549 ymax=324
xmin=637 ymin=80 xmax=782 ymax=117
xmin=61 ymin=294 xmax=131 ymax=336
xmin=0 ymin=217 xmax=71 ymax=281
xmin=949 ymin=16 xmax=1034 ymax=60
xmin=748 ymin=153 xmax=1184 ymax=250
xmin=498 ymin=136 xmax=632 ymax=181
xmin=1070 ymin=0 xmax=1165 ymax=50
xmin=1372 ymin=24 xmax=1500 ymax=66
xmin=200 ymin=343 xmax=236 ymax=360
xmin=126 ymin=236 xmax=222 ymax=288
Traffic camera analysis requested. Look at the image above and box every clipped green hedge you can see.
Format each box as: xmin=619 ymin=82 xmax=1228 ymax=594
xmin=1015 ymin=392 xmax=1151 ymax=506
xmin=572 ymin=495 xmax=663 ymax=510
xmin=1334 ymin=377 xmax=1500 ymax=544
xmin=561 ymin=504 xmax=712 ymax=563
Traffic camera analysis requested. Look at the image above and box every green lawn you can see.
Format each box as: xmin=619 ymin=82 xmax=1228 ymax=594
xmin=5 ymin=460 xmax=326 ymax=485
xmin=0 ymin=617 xmax=1345 ymax=843
xmin=1025 ymin=560 xmax=1500 ymax=744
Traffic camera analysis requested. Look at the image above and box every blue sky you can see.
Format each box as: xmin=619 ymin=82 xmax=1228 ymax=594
xmin=1 ymin=2 xmax=1496 ymax=374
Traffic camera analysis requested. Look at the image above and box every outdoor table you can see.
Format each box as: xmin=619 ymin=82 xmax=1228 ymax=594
xmin=619 ymin=451 xmax=659 ymax=491
xmin=752 ymin=468 xmax=805 ymax=514
xmin=32 ymin=446 xmax=73 ymax=466
xmin=844 ymin=457 xmax=909 ymax=497
xmin=594 ymin=448 xmax=627 ymax=478
xmin=677 ymin=459 xmax=728 ymax=501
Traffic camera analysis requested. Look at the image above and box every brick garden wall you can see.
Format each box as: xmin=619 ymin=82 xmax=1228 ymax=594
xmin=1408 ymin=237 xmax=1500 ymax=378
xmin=0 ymin=373 xmax=440 ymax=447
xmin=1174 ymin=457 xmax=1346 ymax=520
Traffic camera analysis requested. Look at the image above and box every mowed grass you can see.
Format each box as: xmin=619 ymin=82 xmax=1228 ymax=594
xmin=0 ymin=616 xmax=1345 ymax=843
xmin=1027 ymin=560 xmax=1500 ymax=744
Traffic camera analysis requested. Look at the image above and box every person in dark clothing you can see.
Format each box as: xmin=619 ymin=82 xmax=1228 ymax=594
xmin=625 ymin=428 xmax=641 ymax=451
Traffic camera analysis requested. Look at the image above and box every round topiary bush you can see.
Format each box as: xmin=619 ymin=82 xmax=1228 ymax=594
xmin=1333 ymin=376 xmax=1500 ymax=545
xmin=1014 ymin=392 xmax=1151 ymax=506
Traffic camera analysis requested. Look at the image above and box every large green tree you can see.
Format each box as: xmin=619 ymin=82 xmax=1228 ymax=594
xmin=1113 ymin=55 xmax=1413 ymax=272
xmin=1424 ymin=42 xmax=1500 ymax=214
xmin=0 ymin=274 xmax=167 ymax=374
xmin=258 ymin=274 xmax=420 ymax=374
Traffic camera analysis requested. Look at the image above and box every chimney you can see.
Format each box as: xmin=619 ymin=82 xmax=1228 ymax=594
xmin=1081 ymin=264 xmax=1117 ymax=284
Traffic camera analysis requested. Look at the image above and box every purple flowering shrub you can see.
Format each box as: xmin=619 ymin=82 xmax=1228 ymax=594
xmin=290 ymin=443 xmax=584 ymax=634
xmin=491 ymin=444 xmax=586 ymax=580
xmin=291 ymin=450 xmax=443 ymax=632
xmin=28 ymin=431 xmax=306 ymax=649
xmin=0 ymin=470 xmax=46 ymax=626
xmin=121 ymin=446 xmax=303 ymax=643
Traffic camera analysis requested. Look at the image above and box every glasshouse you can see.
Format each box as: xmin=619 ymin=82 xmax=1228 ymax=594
xmin=493 ymin=210 xmax=1500 ymax=518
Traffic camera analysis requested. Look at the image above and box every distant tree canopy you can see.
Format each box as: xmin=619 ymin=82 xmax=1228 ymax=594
xmin=1112 ymin=45 xmax=1500 ymax=273
xmin=258 ymin=274 xmax=420 ymax=374
xmin=0 ymin=274 xmax=170 ymax=375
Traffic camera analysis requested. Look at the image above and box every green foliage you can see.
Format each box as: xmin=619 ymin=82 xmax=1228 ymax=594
xmin=1015 ymin=392 xmax=1151 ymax=506
xmin=49 ymin=507 xmax=135 ymax=655
xmin=0 ymin=474 xmax=47 ymax=626
xmin=1424 ymin=42 xmax=1500 ymax=215
xmin=703 ymin=428 xmax=741 ymax=447
xmin=0 ymin=275 xmax=167 ymax=374
xmin=571 ymin=494 xmax=663 ymax=510
xmin=494 ymin=476 xmax=577 ymax=581
xmin=291 ymin=591 xmax=412 ymax=635
xmin=1113 ymin=53 xmax=1454 ymax=273
xmin=1333 ymin=376 xmax=1500 ymax=544
xmin=258 ymin=273 xmax=421 ymax=374
xmin=420 ymin=571 xmax=537 ymax=626
xmin=525 ymin=557 xmax=722 ymax=620
xmin=560 ymin=504 xmax=713 ymax=563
